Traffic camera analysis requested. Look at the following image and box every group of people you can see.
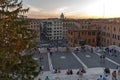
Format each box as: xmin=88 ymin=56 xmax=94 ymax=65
xmin=97 ymin=68 xmax=111 ymax=80
xmin=100 ymin=54 xmax=106 ymax=62
xmin=104 ymin=68 xmax=110 ymax=74
xmin=66 ymin=69 xmax=73 ymax=75
xmin=97 ymin=67 xmax=120 ymax=80
xmin=97 ymin=75 xmax=110 ymax=80
xmin=112 ymin=66 xmax=120 ymax=80
xmin=76 ymin=68 xmax=86 ymax=76
xmin=52 ymin=68 xmax=61 ymax=73
xmin=66 ymin=68 xmax=86 ymax=76
xmin=105 ymin=48 xmax=117 ymax=57
xmin=74 ymin=46 xmax=88 ymax=53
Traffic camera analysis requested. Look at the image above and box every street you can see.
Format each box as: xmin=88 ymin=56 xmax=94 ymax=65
xmin=34 ymin=49 xmax=120 ymax=71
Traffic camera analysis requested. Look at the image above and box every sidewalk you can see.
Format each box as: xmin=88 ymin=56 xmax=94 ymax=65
xmin=35 ymin=68 xmax=115 ymax=80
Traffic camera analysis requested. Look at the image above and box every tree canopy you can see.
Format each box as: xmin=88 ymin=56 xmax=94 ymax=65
xmin=0 ymin=0 xmax=38 ymax=80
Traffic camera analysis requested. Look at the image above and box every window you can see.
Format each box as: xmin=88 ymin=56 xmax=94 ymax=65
xmin=78 ymin=32 xmax=80 ymax=37
xmin=92 ymin=32 xmax=95 ymax=35
xmin=115 ymin=34 xmax=116 ymax=39
xmin=104 ymin=38 xmax=106 ymax=42
xmin=113 ymin=42 xmax=115 ymax=45
xmin=88 ymin=39 xmax=91 ymax=43
xmin=82 ymin=26 xmax=84 ymax=29
xmin=118 ymin=35 xmax=120 ymax=40
xmin=104 ymin=26 xmax=106 ymax=29
xmin=108 ymin=27 xmax=109 ymax=30
xmin=88 ymin=32 xmax=91 ymax=35
xmin=93 ymin=39 xmax=95 ymax=42
xmin=114 ymin=27 xmax=116 ymax=31
xmin=107 ymin=40 xmax=109 ymax=43
xmin=112 ymin=34 xmax=114 ymax=38
xmin=82 ymin=32 xmax=84 ymax=35
xmin=107 ymin=33 xmax=110 ymax=37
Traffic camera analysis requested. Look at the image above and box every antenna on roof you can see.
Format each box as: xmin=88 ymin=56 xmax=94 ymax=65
xmin=103 ymin=1 xmax=105 ymax=18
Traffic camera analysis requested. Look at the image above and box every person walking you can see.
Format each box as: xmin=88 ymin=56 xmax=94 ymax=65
xmin=77 ymin=68 xmax=84 ymax=78
xmin=97 ymin=75 xmax=104 ymax=80
xmin=112 ymin=71 xmax=117 ymax=80
xmin=104 ymin=75 xmax=110 ymax=80
xmin=45 ymin=76 xmax=50 ymax=80
xmin=50 ymin=51 xmax=52 ymax=56
xmin=118 ymin=69 xmax=120 ymax=80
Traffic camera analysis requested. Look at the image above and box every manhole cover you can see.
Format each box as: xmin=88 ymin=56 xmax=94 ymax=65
xmin=85 ymin=55 xmax=91 ymax=58
xmin=60 ymin=56 xmax=66 ymax=59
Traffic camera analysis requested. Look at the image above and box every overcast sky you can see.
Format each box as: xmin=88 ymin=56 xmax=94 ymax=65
xmin=23 ymin=0 xmax=120 ymax=19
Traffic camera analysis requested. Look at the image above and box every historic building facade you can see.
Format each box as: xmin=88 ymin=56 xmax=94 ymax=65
xmin=68 ymin=19 xmax=98 ymax=47
xmin=27 ymin=18 xmax=41 ymax=43
xmin=99 ymin=19 xmax=120 ymax=47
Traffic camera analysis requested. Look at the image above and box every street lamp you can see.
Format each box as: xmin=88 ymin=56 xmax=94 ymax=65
xmin=56 ymin=39 xmax=59 ymax=52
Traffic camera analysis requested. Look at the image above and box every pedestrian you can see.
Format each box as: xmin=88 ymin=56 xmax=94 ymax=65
xmin=66 ymin=69 xmax=70 ymax=75
xmin=52 ymin=68 xmax=55 ymax=74
xmin=77 ymin=68 xmax=85 ymax=78
xmin=57 ymin=68 xmax=61 ymax=73
xmin=39 ymin=66 xmax=42 ymax=72
xmin=39 ymin=65 xmax=44 ymax=74
xmin=116 ymin=65 xmax=120 ymax=70
xmin=112 ymin=71 xmax=117 ymax=80
xmin=114 ymin=49 xmax=116 ymax=54
xmin=118 ymin=69 xmax=120 ymax=80
xmin=39 ymin=50 xmax=41 ymax=54
xmin=66 ymin=47 xmax=69 ymax=51
xmin=103 ymin=54 xmax=106 ymax=61
xmin=39 ymin=56 xmax=43 ymax=60
xmin=100 ymin=55 xmax=102 ymax=59
xmin=38 ymin=78 xmax=41 ymax=80
xmin=41 ymin=65 xmax=44 ymax=71
xmin=45 ymin=76 xmax=50 ymax=80
xmin=50 ymin=52 xmax=52 ymax=56
xmin=79 ymin=69 xmax=83 ymax=77
xmin=104 ymin=68 xmax=110 ymax=75
xmin=104 ymin=75 xmax=110 ymax=80
xmin=97 ymin=75 xmax=104 ymax=80
xmin=70 ymin=69 xmax=73 ymax=75
xmin=47 ymin=48 xmax=50 ymax=53
xmin=114 ymin=49 xmax=117 ymax=57
xmin=81 ymin=67 xmax=86 ymax=73
xmin=55 ymin=69 xmax=57 ymax=73
xmin=91 ymin=48 xmax=93 ymax=53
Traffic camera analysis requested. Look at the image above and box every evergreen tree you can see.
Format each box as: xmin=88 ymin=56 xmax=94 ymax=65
xmin=0 ymin=0 xmax=38 ymax=80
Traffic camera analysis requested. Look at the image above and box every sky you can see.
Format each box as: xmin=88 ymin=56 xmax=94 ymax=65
xmin=23 ymin=0 xmax=120 ymax=19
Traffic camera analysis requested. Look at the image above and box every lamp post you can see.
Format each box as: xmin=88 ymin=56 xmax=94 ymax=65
xmin=78 ymin=40 xmax=86 ymax=51
xmin=57 ymin=39 xmax=59 ymax=52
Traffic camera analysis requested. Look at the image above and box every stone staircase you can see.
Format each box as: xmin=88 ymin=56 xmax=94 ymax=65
xmin=35 ymin=68 xmax=115 ymax=80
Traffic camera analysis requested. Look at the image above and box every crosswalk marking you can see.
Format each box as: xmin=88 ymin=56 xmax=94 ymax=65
xmin=72 ymin=52 xmax=88 ymax=69
xmin=95 ymin=52 xmax=120 ymax=66
xmin=48 ymin=53 xmax=53 ymax=71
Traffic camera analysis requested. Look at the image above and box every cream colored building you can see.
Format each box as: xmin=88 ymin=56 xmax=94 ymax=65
xmin=40 ymin=18 xmax=63 ymax=41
